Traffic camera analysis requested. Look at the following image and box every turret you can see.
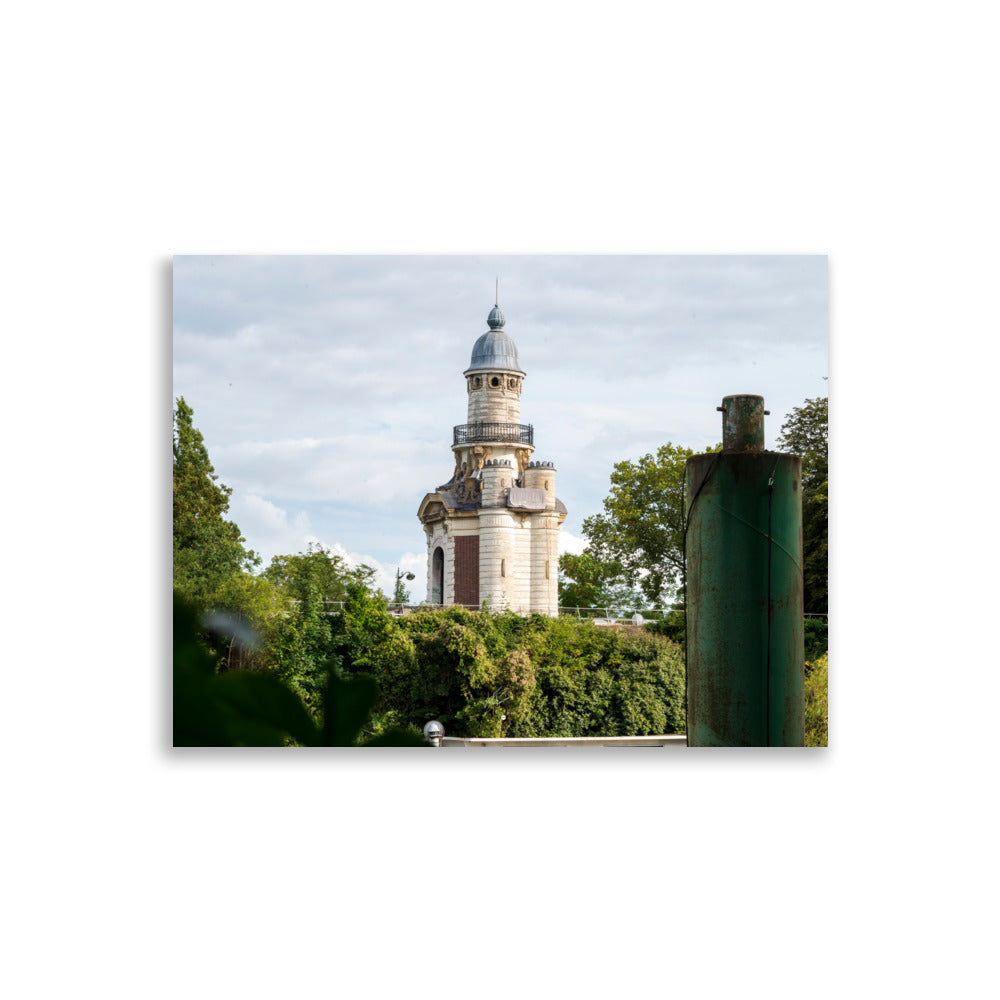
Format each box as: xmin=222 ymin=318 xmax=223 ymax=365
xmin=480 ymin=459 xmax=513 ymax=507
xmin=523 ymin=460 xmax=557 ymax=510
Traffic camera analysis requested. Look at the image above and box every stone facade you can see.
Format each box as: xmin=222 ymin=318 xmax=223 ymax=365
xmin=417 ymin=305 xmax=566 ymax=615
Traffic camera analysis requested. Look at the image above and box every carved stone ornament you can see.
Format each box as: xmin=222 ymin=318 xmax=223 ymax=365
xmin=470 ymin=446 xmax=492 ymax=470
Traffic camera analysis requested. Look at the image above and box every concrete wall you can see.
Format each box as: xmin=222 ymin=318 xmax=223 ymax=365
xmin=441 ymin=735 xmax=687 ymax=748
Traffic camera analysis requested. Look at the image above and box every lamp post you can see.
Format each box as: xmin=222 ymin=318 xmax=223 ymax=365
xmin=394 ymin=568 xmax=416 ymax=609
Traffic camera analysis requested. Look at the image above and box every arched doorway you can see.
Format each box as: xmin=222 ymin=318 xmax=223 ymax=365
xmin=431 ymin=546 xmax=444 ymax=605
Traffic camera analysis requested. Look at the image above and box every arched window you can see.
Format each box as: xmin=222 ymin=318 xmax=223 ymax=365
xmin=432 ymin=546 xmax=444 ymax=605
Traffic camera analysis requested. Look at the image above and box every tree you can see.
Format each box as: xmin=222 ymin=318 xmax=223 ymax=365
xmin=173 ymin=397 xmax=258 ymax=608
xmin=582 ymin=442 xmax=719 ymax=606
xmin=776 ymin=396 xmax=828 ymax=614
xmin=263 ymin=542 xmax=370 ymax=608
xmin=557 ymin=552 xmax=643 ymax=611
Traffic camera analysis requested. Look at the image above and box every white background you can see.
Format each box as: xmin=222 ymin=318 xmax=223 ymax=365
xmin=3 ymin=2 xmax=996 ymax=998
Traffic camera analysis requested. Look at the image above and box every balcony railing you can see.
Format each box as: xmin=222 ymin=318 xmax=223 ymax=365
xmin=453 ymin=422 xmax=534 ymax=446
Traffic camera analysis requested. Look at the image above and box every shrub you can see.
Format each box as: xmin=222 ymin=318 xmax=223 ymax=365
xmin=805 ymin=652 xmax=828 ymax=747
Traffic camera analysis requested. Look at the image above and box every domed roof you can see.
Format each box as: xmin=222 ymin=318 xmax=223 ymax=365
xmin=467 ymin=305 xmax=524 ymax=373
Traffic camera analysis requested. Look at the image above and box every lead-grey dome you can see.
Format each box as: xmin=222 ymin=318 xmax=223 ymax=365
xmin=467 ymin=306 xmax=524 ymax=373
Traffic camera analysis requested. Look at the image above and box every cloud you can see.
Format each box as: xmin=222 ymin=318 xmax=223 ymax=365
xmin=175 ymin=255 xmax=827 ymax=576
xmin=558 ymin=531 xmax=588 ymax=556
xmin=229 ymin=494 xmax=312 ymax=562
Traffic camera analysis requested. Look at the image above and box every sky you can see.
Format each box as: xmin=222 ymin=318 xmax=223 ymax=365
xmin=173 ymin=255 xmax=827 ymax=598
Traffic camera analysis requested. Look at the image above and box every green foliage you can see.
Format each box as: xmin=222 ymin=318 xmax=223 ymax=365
xmin=328 ymin=583 xmax=397 ymax=673
xmin=804 ymin=652 xmax=828 ymax=747
xmin=582 ymin=442 xmax=721 ymax=605
xmin=803 ymin=617 xmax=828 ymax=662
xmin=264 ymin=543 xmax=374 ymax=608
xmin=368 ymin=608 xmax=686 ymax=739
xmin=172 ymin=397 xmax=258 ymax=608
xmin=557 ymin=551 xmax=644 ymax=611
xmin=517 ymin=618 xmax=686 ymax=737
xmin=255 ymin=546 xmax=388 ymax=717
xmin=173 ymin=593 xmax=426 ymax=747
xmin=777 ymin=397 xmax=828 ymax=614
xmin=644 ymin=606 xmax=686 ymax=646
xmin=174 ymin=595 xmax=317 ymax=746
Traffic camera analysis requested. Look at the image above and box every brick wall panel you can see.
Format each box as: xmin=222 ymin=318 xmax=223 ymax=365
xmin=454 ymin=535 xmax=480 ymax=607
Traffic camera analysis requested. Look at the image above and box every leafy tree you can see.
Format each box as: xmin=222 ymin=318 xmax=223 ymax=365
xmin=776 ymin=397 xmax=828 ymax=614
xmin=263 ymin=542 xmax=372 ymax=608
xmin=173 ymin=397 xmax=258 ymax=607
xmin=557 ymin=551 xmax=643 ymax=611
xmin=582 ymin=442 xmax=720 ymax=605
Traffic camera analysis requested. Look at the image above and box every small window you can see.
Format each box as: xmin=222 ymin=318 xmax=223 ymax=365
xmin=508 ymin=378 xmax=517 ymax=390
xmin=490 ymin=376 xmax=501 ymax=387
xmin=473 ymin=376 xmax=482 ymax=389
xmin=501 ymin=558 xmax=506 ymax=577
xmin=545 ymin=560 xmax=550 ymax=579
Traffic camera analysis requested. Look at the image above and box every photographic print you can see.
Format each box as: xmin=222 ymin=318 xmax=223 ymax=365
xmin=173 ymin=255 xmax=828 ymax=747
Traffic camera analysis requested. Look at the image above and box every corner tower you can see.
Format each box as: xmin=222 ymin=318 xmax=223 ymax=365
xmin=417 ymin=303 xmax=566 ymax=615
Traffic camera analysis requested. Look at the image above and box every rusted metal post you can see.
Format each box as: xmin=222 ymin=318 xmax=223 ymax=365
xmin=685 ymin=395 xmax=805 ymax=746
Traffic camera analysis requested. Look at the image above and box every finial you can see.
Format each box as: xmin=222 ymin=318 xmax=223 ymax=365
xmin=487 ymin=297 xmax=505 ymax=330
xmin=495 ymin=276 xmax=499 ymax=306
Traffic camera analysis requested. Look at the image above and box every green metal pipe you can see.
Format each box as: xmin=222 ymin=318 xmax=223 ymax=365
xmin=720 ymin=394 xmax=768 ymax=452
xmin=685 ymin=396 xmax=805 ymax=746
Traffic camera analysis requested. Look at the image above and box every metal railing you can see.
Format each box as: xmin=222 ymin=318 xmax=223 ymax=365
xmin=453 ymin=422 xmax=534 ymax=446
xmin=285 ymin=600 xmax=826 ymax=626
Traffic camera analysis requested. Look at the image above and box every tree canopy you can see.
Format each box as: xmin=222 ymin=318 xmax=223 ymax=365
xmin=557 ymin=552 xmax=643 ymax=611
xmin=263 ymin=542 xmax=375 ymax=609
xmin=776 ymin=396 xmax=828 ymax=614
xmin=582 ymin=442 xmax=719 ymax=605
xmin=173 ymin=396 xmax=258 ymax=607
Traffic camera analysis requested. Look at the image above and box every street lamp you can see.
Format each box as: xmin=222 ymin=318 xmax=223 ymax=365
xmin=394 ymin=567 xmax=416 ymax=609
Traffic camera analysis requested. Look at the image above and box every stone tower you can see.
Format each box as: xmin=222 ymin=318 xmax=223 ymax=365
xmin=417 ymin=303 xmax=566 ymax=615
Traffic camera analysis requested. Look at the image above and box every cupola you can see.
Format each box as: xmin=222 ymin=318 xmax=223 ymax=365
xmin=467 ymin=305 xmax=523 ymax=374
